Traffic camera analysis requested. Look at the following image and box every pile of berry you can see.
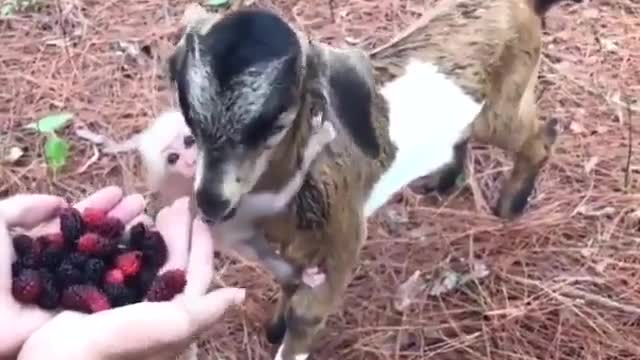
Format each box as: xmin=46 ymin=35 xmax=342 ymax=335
xmin=11 ymin=207 xmax=187 ymax=313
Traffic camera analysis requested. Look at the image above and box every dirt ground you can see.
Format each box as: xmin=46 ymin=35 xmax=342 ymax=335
xmin=1 ymin=0 xmax=640 ymax=359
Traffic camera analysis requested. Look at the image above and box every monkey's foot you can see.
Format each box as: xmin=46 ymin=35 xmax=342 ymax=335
xmin=301 ymin=266 xmax=326 ymax=288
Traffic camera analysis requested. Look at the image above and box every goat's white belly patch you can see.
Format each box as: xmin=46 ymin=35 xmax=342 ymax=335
xmin=363 ymin=58 xmax=483 ymax=217
xmin=274 ymin=344 xmax=308 ymax=360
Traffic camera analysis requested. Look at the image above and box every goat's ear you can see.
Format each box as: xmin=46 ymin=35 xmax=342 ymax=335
xmin=308 ymin=44 xmax=380 ymax=158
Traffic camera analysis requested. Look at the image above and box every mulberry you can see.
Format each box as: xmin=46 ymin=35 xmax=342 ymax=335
xmin=84 ymin=258 xmax=106 ymax=284
xmin=59 ymin=207 xmax=86 ymax=245
xmin=12 ymin=269 xmax=43 ymax=304
xmin=61 ymin=285 xmax=111 ymax=313
xmin=146 ymin=269 xmax=187 ymax=302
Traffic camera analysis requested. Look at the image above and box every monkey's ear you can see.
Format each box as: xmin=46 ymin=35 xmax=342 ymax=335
xmin=306 ymin=43 xmax=380 ymax=158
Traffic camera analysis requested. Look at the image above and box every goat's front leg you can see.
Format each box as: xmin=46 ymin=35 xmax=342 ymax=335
xmin=494 ymin=118 xmax=558 ymax=218
xmin=273 ymin=224 xmax=364 ymax=360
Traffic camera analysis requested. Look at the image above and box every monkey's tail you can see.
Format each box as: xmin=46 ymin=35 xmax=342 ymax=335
xmin=529 ymin=0 xmax=582 ymax=16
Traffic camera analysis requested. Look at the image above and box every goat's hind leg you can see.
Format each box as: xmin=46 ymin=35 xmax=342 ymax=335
xmin=415 ymin=138 xmax=469 ymax=194
xmin=494 ymin=117 xmax=558 ymax=218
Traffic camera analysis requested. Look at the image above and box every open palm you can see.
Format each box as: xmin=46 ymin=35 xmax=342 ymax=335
xmin=15 ymin=197 xmax=245 ymax=360
xmin=0 ymin=186 xmax=148 ymax=358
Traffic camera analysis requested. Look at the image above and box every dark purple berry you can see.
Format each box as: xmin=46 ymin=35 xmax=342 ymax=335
xmin=128 ymin=223 xmax=147 ymax=247
xmin=67 ymin=252 xmax=89 ymax=268
xmin=103 ymin=283 xmax=138 ymax=307
xmin=11 ymin=261 xmax=23 ymax=278
xmin=56 ymin=259 xmax=84 ymax=287
xmin=42 ymin=246 xmax=66 ymax=270
xmin=83 ymin=258 xmax=106 ymax=284
xmin=59 ymin=207 xmax=85 ymax=246
xmin=20 ymin=254 xmax=39 ymax=269
xmin=12 ymin=234 xmax=34 ymax=256
xmin=37 ymin=270 xmax=60 ymax=310
xmin=139 ymin=230 xmax=168 ymax=269
xmin=126 ymin=266 xmax=157 ymax=298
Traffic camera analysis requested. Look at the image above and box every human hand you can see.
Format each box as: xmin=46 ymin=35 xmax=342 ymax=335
xmin=0 ymin=186 xmax=147 ymax=358
xmin=17 ymin=197 xmax=246 ymax=360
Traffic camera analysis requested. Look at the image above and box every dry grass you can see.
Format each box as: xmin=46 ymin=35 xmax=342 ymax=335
xmin=1 ymin=0 xmax=639 ymax=359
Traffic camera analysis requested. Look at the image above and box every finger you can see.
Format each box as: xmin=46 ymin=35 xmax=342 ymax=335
xmin=181 ymin=287 xmax=246 ymax=333
xmin=107 ymin=194 xmax=146 ymax=224
xmin=183 ymin=218 xmax=214 ymax=296
xmin=0 ymin=194 xmax=67 ymax=228
xmin=157 ymin=197 xmax=191 ymax=272
xmin=73 ymin=186 xmax=124 ymax=213
xmin=70 ymin=301 xmax=197 ymax=358
xmin=125 ymin=214 xmax=153 ymax=230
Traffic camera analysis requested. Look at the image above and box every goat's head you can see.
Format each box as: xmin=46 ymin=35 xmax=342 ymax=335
xmin=168 ymin=8 xmax=379 ymax=224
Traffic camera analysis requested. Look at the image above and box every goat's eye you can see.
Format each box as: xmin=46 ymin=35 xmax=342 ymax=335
xmin=269 ymin=124 xmax=286 ymax=136
xmin=183 ymin=135 xmax=196 ymax=148
xmin=166 ymin=153 xmax=180 ymax=165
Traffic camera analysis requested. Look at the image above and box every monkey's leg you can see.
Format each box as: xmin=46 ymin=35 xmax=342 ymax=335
xmin=494 ymin=118 xmax=558 ymax=218
xmin=415 ymin=139 xmax=469 ymax=194
xmin=274 ymin=224 xmax=364 ymax=360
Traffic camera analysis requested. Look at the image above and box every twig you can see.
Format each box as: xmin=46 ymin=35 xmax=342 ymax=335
xmin=624 ymin=97 xmax=633 ymax=191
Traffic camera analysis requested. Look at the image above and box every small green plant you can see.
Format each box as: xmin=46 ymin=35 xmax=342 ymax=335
xmin=205 ymin=0 xmax=230 ymax=8
xmin=26 ymin=112 xmax=73 ymax=173
xmin=0 ymin=0 xmax=41 ymax=17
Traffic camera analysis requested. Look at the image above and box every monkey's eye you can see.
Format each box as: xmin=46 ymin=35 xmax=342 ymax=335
xmin=183 ymin=135 xmax=196 ymax=148
xmin=166 ymin=153 xmax=180 ymax=166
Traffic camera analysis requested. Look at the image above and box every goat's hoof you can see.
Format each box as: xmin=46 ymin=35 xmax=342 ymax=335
xmin=265 ymin=316 xmax=287 ymax=345
xmin=492 ymin=198 xmax=526 ymax=220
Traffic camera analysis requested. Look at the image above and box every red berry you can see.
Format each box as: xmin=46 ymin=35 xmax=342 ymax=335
xmin=61 ymin=285 xmax=111 ymax=313
xmin=94 ymin=217 xmax=125 ymax=239
xmin=77 ymin=233 xmax=118 ymax=256
xmin=115 ymin=251 xmax=143 ymax=278
xmin=12 ymin=269 xmax=43 ymax=304
xmin=59 ymin=207 xmax=86 ymax=245
xmin=146 ymin=269 xmax=187 ymax=302
xmin=104 ymin=268 xmax=125 ymax=285
xmin=82 ymin=208 xmax=108 ymax=229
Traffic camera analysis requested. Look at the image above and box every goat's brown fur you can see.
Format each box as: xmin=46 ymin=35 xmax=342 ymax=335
xmin=370 ymin=0 xmax=570 ymax=218
xmin=170 ymin=0 xmax=577 ymax=358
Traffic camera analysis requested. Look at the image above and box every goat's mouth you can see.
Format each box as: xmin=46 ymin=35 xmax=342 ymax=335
xmin=221 ymin=206 xmax=238 ymax=222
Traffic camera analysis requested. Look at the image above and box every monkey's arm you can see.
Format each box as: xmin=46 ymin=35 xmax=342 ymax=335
xmin=75 ymin=128 xmax=140 ymax=154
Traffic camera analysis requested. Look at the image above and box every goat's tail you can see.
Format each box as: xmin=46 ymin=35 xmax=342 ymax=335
xmin=529 ymin=0 xmax=581 ymax=16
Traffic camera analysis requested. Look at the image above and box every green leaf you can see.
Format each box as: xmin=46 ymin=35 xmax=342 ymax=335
xmin=206 ymin=0 xmax=230 ymax=6
xmin=27 ymin=112 xmax=73 ymax=133
xmin=44 ymin=134 xmax=70 ymax=171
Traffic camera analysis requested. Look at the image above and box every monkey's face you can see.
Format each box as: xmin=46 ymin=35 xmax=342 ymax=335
xmin=162 ymin=130 xmax=198 ymax=180
xmin=169 ymin=9 xmax=303 ymax=224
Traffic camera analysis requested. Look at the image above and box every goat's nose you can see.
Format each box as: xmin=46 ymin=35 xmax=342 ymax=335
xmin=195 ymin=189 xmax=231 ymax=224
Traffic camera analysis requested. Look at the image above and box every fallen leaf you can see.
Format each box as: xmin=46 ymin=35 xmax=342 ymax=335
xmin=2 ymin=147 xmax=24 ymax=164
xmin=584 ymin=156 xmax=599 ymax=174
xmin=569 ymin=121 xmax=586 ymax=134
xmin=394 ymin=270 xmax=426 ymax=312
xmin=26 ymin=112 xmax=73 ymax=133
xmin=427 ymin=270 xmax=461 ymax=296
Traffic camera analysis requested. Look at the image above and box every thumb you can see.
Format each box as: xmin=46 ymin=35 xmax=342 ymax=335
xmin=181 ymin=287 xmax=246 ymax=333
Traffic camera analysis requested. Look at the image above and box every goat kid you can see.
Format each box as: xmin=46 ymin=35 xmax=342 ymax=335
xmin=112 ymin=108 xmax=331 ymax=288
xmin=370 ymin=0 xmax=581 ymax=218
xmin=168 ymin=0 xmax=578 ymax=358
